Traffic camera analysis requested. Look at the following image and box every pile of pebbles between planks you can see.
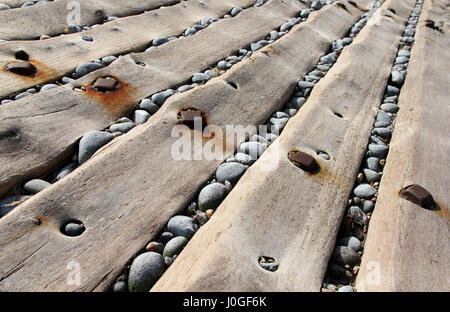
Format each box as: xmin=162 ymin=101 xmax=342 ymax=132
xmin=321 ymin=0 xmax=424 ymax=293
xmin=0 ymin=0 xmax=327 ymax=219
xmin=0 ymin=0 xmax=53 ymax=10
xmin=0 ymin=0 xmax=267 ymax=104
xmin=108 ymin=0 xmax=382 ymax=292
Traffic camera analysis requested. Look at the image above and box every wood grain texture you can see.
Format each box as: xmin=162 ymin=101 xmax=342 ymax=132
xmin=151 ymin=0 xmax=416 ymax=292
xmin=356 ymin=0 xmax=450 ymax=292
xmin=0 ymin=0 xmax=256 ymax=99
xmin=0 ymin=0 xmax=306 ymax=198
xmin=0 ymin=0 xmax=181 ymax=40
xmin=0 ymin=0 xmax=368 ymax=291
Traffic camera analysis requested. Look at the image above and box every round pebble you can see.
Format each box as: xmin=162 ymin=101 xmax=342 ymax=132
xmin=215 ymin=162 xmax=247 ymax=185
xmin=163 ymin=236 xmax=188 ymax=258
xmin=23 ymin=179 xmax=51 ymax=194
xmin=78 ymin=131 xmax=114 ymax=164
xmin=128 ymin=252 xmax=165 ymax=292
xmin=167 ymin=215 xmax=198 ymax=239
xmin=198 ymin=182 xmax=228 ymax=211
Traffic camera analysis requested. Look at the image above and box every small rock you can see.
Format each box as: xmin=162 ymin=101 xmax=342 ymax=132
xmin=109 ymin=122 xmax=135 ymax=134
xmin=362 ymin=200 xmax=375 ymax=213
xmin=128 ymin=252 xmax=165 ymax=292
xmin=354 ymin=184 xmax=377 ymax=199
xmin=113 ymin=281 xmax=128 ymax=292
xmin=368 ymin=144 xmax=389 ymax=158
xmin=235 ymin=152 xmax=255 ymax=166
xmin=163 ymin=236 xmax=188 ymax=258
xmin=297 ymin=81 xmax=315 ymax=89
xmin=152 ymin=37 xmax=168 ymax=46
xmin=139 ymin=99 xmax=159 ymax=114
xmin=237 ymin=141 xmax=267 ymax=159
xmin=198 ymin=183 xmax=228 ymax=211
xmin=167 ymin=215 xmax=198 ymax=239
xmin=338 ymin=285 xmax=354 ymax=292
xmin=391 ymin=70 xmax=405 ymax=86
xmin=145 ymin=242 xmax=164 ymax=253
xmin=101 ymin=55 xmax=117 ymax=66
xmin=78 ymin=131 xmax=114 ymax=164
xmin=133 ymin=110 xmax=151 ymax=124
xmin=380 ymin=103 xmax=399 ymax=113
xmin=363 ymin=168 xmax=381 ymax=183
xmin=215 ymin=162 xmax=247 ymax=185
xmin=332 ymin=246 xmax=361 ymax=267
xmin=311 ymin=0 xmax=323 ymax=10
xmin=366 ymin=157 xmax=381 ymax=172
xmin=75 ymin=62 xmax=103 ymax=77
xmin=23 ymin=179 xmax=51 ymax=194
xmin=64 ymin=223 xmax=85 ymax=236
xmin=336 ymin=236 xmax=361 ymax=251
xmin=151 ymin=89 xmax=174 ymax=106
xmin=68 ymin=24 xmax=82 ymax=34
xmin=40 ymin=84 xmax=58 ymax=92
xmin=157 ymin=232 xmax=174 ymax=244
xmin=230 ymin=7 xmax=242 ymax=17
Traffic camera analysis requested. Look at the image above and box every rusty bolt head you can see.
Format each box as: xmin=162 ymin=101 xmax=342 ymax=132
xmin=179 ymin=109 xmax=206 ymax=130
xmin=93 ymin=77 xmax=119 ymax=92
xmin=289 ymin=150 xmax=319 ymax=173
xmin=5 ymin=61 xmax=37 ymax=76
xmin=400 ymin=184 xmax=435 ymax=209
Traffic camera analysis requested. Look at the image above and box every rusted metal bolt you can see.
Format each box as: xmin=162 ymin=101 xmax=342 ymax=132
xmin=288 ymin=150 xmax=319 ymax=173
xmin=5 ymin=61 xmax=37 ymax=76
xmin=400 ymin=184 xmax=435 ymax=209
xmin=92 ymin=77 xmax=119 ymax=93
xmin=177 ymin=109 xmax=206 ymax=131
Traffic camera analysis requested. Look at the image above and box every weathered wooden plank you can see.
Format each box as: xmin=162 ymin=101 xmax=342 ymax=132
xmin=0 ymin=0 xmax=180 ymax=40
xmin=0 ymin=0 xmax=256 ymax=99
xmin=151 ymin=1 xmax=417 ymax=292
xmin=0 ymin=0 xmax=306 ymax=198
xmin=0 ymin=0 xmax=368 ymax=291
xmin=356 ymin=0 xmax=450 ymax=292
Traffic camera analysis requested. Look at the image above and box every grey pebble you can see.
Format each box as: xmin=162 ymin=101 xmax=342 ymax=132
xmin=332 ymin=246 xmax=361 ymax=267
xmin=64 ymin=223 xmax=85 ymax=236
xmin=198 ymin=182 xmax=228 ymax=211
xmin=192 ymin=73 xmax=209 ymax=83
xmin=230 ymin=7 xmax=242 ymax=17
xmin=362 ymin=200 xmax=375 ymax=213
xmin=23 ymin=179 xmax=51 ymax=194
xmin=167 ymin=215 xmax=198 ymax=239
xmin=163 ymin=236 xmax=188 ymax=258
xmin=40 ymin=84 xmax=58 ymax=92
xmin=337 ymin=236 xmax=361 ymax=251
xmin=133 ymin=110 xmax=151 ymax=124
xmin=237 ymin=141 xmax=267 ymax=159
xmin=380 ymin=103 xmax=399 ymax=113
xmin=311 ymin=0 xmax=323 ymax=10
xmin=151 ymin=89 xmax=174 ymax=106
xmin=177 ymin=84 xmax=195 ymax=93
xmin=101 ymin=55 xmax=117 ymax=66
xmin=158 ymin=232 xmax=174 ymax=244
xmin=391 ymin=70 xmax=404 ymax=86
xmin=109 ymin=122 xmax=135 ymax=134
xmin=366 ymin=157 xmax=380 ymax=172
xmin=363 ymin=168 xmax=381 ymax=183
xmin=67 ymin=24 xmax=82 ymax=33
xmin=353 ymin=184 xmax=377 ymax=199
xmin=75 ymin=62 xmax=103 ymax=77
xmin=338 ymin=286 xmax=354 ymax=292
xmin=153 ymin=37 xmax=168 ymax=46
xmin=297 ymin=81 xmax=315 ymax=89
xmin=128 ymin=252 xmax=165 ymax=292
xmin=78 ymin=131 xmax=114 ymax=164
xmin=215 ymin=162 xmax=247 ymax=185
xmin=385 ymin=85 xmax=400 ymax=96
xmin=15 ymin=92 xmax=32 ymax=100
xmin=300 ymin=9 xmax=311 ymax=18
xmin=54 ymin=162 xmax=77 ymax=182
xmin=376 ymin=111 xmax=392 ymax=124
xmin=113 ymin=281 xmax=128 ymax=292
xmin=139 ymin=99 xmax=159 ymax=114
xmin=368 ymin=144 xmax=389 ymax=158
xmin=235 ymin=152 xmax=255 ymax=166
xmin=372 ymin=128 xmax=392 ymax=139
xmin=0 ymin=4 xmax=11 ymax=10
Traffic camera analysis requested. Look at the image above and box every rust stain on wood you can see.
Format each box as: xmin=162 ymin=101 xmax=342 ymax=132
xmin=83 ymin=75 xmax=136 ymax=116
xmin=2 ymin=59 xmax=59 ymax=83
